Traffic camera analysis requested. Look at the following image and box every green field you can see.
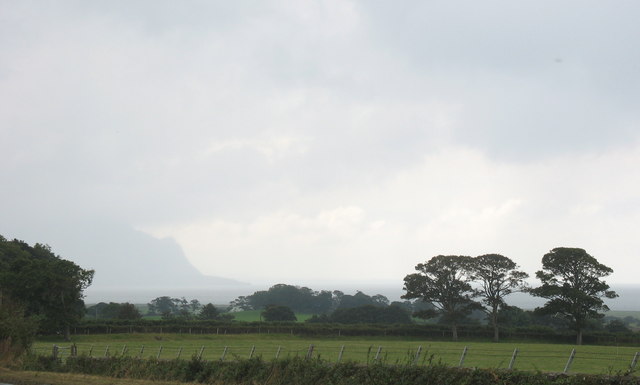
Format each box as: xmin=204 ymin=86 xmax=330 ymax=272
xmin=32 ymin=333 xmax=639 ymax=375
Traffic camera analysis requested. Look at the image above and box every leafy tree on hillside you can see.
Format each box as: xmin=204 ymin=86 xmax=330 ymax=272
xmin=261 ymin=304 xmax=297 ymax=322
xmin=402 ymin=255 xmax=480 ymax=341
xmin=529 ymin=247 xmax=618 ymax=345
xmin=469 ymin=254 xmax=529 ymax=342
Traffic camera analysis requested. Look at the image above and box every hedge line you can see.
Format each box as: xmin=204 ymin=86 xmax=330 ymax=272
xmin=69 ymin=320 xmax=640 ymax=345
xmin=20 ymin=355 xmax=640 ymax=385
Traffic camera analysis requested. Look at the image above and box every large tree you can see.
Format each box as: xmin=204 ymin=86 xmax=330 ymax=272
xmin=470 ymin=254 xmax=529 ymax=342
xmin=529 ymin=247 xmax=618 ymax=345
xmin=402 ymin=255 xmax=479 ymax=341
xmin=0 ymin=236 xmax=93 ymax=341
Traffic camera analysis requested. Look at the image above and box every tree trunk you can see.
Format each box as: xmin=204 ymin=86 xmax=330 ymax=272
xmin=491 ymin=309 xmax=499 ymax=342
xmin=576 ymin=329 xmax=583 ymax=345
xmin=64 ymin=325 xmax=71 ymax=342
xmin=451 ymin=324 xmax=458 ymax=341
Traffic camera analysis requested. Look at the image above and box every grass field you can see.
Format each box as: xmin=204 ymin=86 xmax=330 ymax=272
xmin=32 ymin=333 xmax=639 ymax=375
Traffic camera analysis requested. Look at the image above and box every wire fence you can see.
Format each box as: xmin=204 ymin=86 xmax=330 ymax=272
xmin=31 ymin=343 xmax=640 ymax=375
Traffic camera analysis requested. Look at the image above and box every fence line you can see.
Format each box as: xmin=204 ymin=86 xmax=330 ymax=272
xmin=36 ymin=343 xmax=640 ymax=375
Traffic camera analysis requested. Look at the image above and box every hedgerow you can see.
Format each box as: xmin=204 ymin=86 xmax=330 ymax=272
xmin=19 ymin=354 xmax=640 ymax=385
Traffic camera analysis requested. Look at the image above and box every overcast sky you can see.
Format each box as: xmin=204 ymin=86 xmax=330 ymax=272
xmin=2 ymin=1 xmax=639 ymax=287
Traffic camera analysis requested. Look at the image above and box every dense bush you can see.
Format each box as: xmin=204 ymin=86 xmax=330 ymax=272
xmin=20 ymin=354 xmax=640 ymax=385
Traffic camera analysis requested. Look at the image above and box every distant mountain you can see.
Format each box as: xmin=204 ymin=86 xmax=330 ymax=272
xmin=1 ymin=219 xmax=245 ymax=290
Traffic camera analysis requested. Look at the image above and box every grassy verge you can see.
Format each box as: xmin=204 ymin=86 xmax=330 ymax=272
xmin=0 ymin=368 xmax=197 ymax=385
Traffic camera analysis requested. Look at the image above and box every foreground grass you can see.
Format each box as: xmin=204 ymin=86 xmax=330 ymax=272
xmin=0 ymin=368 xmax=197 ymax=385
xmin=32 ymin=333 xmax=640 ymax=375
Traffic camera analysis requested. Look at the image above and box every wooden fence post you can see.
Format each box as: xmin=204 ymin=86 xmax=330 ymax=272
xmin=104 ymin=345 xmax=110 ymax=357
xmin=630 ymin=352 xmax=639 ymax=370
xmin=306 ymin=344 xmax=315 ymax=359
xmin=121 ymin=345 xmax=127 ymax=356
xmin=139 ymin=345 xmax=145 ymax=358
xmin=198 ymin=346 xmax=205 ymax=360
xmin=564 ymin=349 xmax=576 ymax=373
xmin=88 ymin=345 xmax=93 ymax=357
xmin=249 ymin=345 xmax=256 ymax=359
xmin=177 ymin=347 xmax=183 ymax=359
xmin=374 ymin=346 xmax=382 ymax=362
xmin=275 ymin=346 xmax=282 ymax=359
xmin=221 ymin=346 xmax=228 ymax=361
xmin=337 ymin=345 xmax=345 ymax=363
xmin=52 ymin=345 xmax=58 ymax=360
xmin=458 ymin=346 xmax=468 ymax=368
xmin=508 ymin=348 xmax=518 ymax=370
xmin=156 ymin=346 xmax=163 ymax=359
xmin=414 ymin=346 xmax=422 ymax=365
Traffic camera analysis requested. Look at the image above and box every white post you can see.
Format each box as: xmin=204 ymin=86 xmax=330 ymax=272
xmin=508 ymin=348 xmax=518 ymax=370
xmin=630 ymin=352 xmax=639 ymax=370
xmin=374 ymin=346 xmax=382 ymax=362
xmin=563 ymin=349 xmax=576 ymax=373
xmin=198 ymin=346 xmax=205 ymax=360
xmin=156 ymin=346 xmax=163 ymax=359
xmin=414 ymin=346 xmax=422 ymax=365
xmin=249 ymin=345 xmax=256 ymax=359
xmin=221 ymin=346 xmax=228 ymax=361
xmin=275 ymin=346 xmax=282 ymax=359
xmin=306 ymin=344 xmax=315 ymax=359
xmin=458 ymin=346 xmax=468 ymax=368
xmin=176 ymin=347 xmax=183 ymax=359
xmin=337 ymin=345 xmax=345 ymax=363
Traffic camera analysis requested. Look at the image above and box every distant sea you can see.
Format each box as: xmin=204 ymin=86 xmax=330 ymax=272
xmin=84 ymin=283 xmax=640 ymax=311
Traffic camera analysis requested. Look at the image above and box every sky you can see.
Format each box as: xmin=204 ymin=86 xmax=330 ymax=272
xmin=1 ymin=1 xmax=639 ymax=290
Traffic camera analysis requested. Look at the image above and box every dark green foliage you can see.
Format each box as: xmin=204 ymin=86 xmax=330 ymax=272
xmin=605 ymin=319 xmax=631 ymax=333
xmin=470 ymin=254 xmax=529 ymax=342
xmin=20 ymin=354 xmax=640 ymax=385
xmin=0 ymin=297 xmax=39 ymax=357
xmin=0 ymin=236 xmax=93 ymax=340
xmin=232 ymin=284 xmax=391 ymax=314
xmin=327 ymin=304 xmax=412 ymax=324
xmin=198 ymin=303 xmax=220 ymax=320
xmin=262 ymin=304 xmax=297 ymax=322
xmin=117 ymin=303 xmax=142 ymax=320
xmin=337 ymin=291 xmax=390 ymax=309
xmin=529 ymin=247 xmax=618 ymax=345
xmin=403 ymin=255 xmax=481 ymax=341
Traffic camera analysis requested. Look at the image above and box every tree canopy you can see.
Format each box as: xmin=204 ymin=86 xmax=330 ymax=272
xmin=528 ymin=247 xmax=618 ymax=345
xmin=0 ymin=236 xmax=94 ymax=341
xmin=261 ymin=304 xmax=297 ymax=322
xmin=402 ymin=255 xmax=480 ymax=341
xmin=231 ymin=284 xmax=389 ymax=314
xmin=469 ymin=254 xmax=528 ymax=342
